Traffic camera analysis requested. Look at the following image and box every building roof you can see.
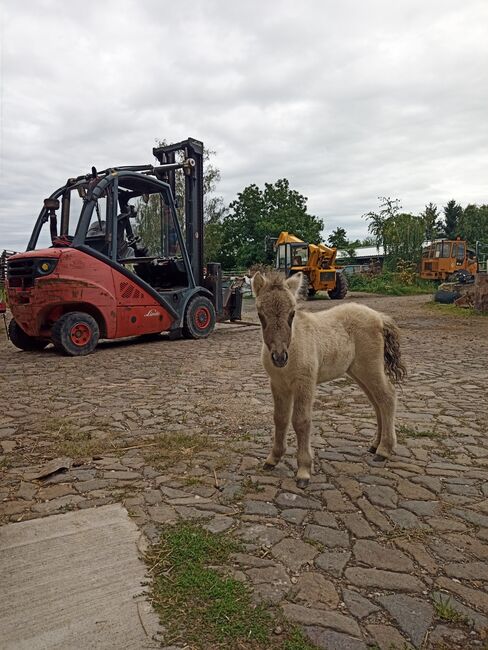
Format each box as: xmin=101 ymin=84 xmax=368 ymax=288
xmin=336 ymin=245 xmax=384 ymax=259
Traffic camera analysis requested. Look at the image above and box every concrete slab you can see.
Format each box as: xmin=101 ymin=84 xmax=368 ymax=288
xmin=0 ymin=504 xmax=161 ymax=649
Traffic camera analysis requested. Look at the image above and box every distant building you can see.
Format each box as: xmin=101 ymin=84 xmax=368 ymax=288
xmin=336 ymin=246 xmax=385 ymax=274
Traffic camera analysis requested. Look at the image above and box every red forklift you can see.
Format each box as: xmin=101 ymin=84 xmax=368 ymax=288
xmin=6 ymin=138 xmax=242 ymax=355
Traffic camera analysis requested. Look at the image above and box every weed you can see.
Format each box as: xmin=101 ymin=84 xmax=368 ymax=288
xmin=307 ymin=292 xmax=329 ymax=301
xmin=183 ymin=476 xmax=205 ymax=487
xmin=424 ymin=302 xmax=488 ymax=318
xmin=145 ymin=432 xmax=214 ymax=468
xmin=382 ymin=525 xmax=432 ymax=542
xmin=241 ymin=475 xmax=265 ymax=493
xmin=397 ymin=425 xmax=441 ymax=441
xmin=432 ymin=593 xmax=469 ymax=624
xmin=146 ymin=522 xmax=320 ymax=649
xmin=348 ymin=271 xmax=435 ymax=296
xmin=282 ymin=628 xmax=319 ymax=650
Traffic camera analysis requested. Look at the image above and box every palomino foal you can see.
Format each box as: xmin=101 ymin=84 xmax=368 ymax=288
xmin=252 ymin=271 xmax=406 ymax=488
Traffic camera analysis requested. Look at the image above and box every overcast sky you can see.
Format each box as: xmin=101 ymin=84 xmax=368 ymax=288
xmin=1 ymin=0 xmax=487 ymax=251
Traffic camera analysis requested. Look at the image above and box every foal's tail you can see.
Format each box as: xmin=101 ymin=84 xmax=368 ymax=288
xmin=382 ymin=317 xmax=407 ymax=384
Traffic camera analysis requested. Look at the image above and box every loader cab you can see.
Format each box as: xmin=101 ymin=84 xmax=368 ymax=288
xmin=275 ymin=242 xmax=309 ymax=276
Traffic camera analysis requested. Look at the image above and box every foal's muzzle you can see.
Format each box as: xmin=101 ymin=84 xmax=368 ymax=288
xmin=271 ymin=351 xmax=288 ymax=367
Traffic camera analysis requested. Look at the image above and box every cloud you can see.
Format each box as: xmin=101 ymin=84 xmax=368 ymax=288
xmin=1 ymin=0 xmax=487 ymax=250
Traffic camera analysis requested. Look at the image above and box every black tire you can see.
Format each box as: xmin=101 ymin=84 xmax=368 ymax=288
xmin=434 ymin=290 xmax=460 ymax=304
xmin=51 ymin=311 xmax=100 ymax=356
xmin=183 ymin=295 xmax=216 ymax=339
xmin=8 ymin=319 xmax=48 ymax=351
xmin=302 ymin=276 xmax=316 ymax=299
xmin=328 ymin=272 xmax=348 ymax=300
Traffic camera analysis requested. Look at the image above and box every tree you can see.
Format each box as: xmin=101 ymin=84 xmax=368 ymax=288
xmin=135 ymin=139 xmax=224 ymax=258
xmin=458 ymin=204 xmax=488 ymax=245
xmin=217 ymin=179 xmax=323 ymax=269
xmin=360 ymin=236 xmax=376 ymax=246
xmin=363 ymin=197 xmax=402 ymax=251
xmin=328 ymin=227 xmax=349 ymax=249
xmin=442 ymin=199 xmax=463 ymax=239
xmin=421 ymin=202 xmax=442 ymax=241
xmin=382 ymin=213 xmax=425 ymax=269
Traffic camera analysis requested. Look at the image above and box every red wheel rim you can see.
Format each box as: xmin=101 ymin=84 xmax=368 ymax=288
xmin=195 ymin=306 xmax=211 ymax=330
xmin=70 ymin=322 xmax=92 ymax=346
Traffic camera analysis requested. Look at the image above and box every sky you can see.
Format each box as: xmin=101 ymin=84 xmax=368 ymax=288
xmin=1 ymin=0 xmax=487 ymax=251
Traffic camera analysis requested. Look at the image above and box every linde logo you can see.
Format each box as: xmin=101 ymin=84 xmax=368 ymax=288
xmin=144 ymin=309 xmax=159 ymax=317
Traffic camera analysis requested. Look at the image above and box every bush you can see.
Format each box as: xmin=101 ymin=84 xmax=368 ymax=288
xmin=347 ymin=271 xmax=435 ymax=295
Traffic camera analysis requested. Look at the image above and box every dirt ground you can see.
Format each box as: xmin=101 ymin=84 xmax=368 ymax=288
xmin=1 ymin=292 xmax=488 ymax=649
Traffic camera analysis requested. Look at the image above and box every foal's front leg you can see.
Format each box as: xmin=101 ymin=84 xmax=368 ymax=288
xmin=292 ymin=386 xmax=314 ymax=489
xmin=264 ymin=383 xmax=292 ymax=470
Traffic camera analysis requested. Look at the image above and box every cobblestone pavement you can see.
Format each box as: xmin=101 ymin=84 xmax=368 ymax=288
xmin=1 ymin=293 xmax=488 ymax=649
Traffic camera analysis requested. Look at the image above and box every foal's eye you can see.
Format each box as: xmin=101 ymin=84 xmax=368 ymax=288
xmin=258 ymin=313 xmax=266 ymax=327
xmin=288 ymin=311 xmax=295 ymax=326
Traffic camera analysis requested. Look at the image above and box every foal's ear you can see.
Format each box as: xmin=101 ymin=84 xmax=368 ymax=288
xmin=286 ymin=272 xmax=303 ymax=296
xmin=252 ymin=272 xmax=266 ymax=297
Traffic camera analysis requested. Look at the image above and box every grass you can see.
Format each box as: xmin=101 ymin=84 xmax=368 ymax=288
xmin=40 ymin=417 xmax=116 ymax=458
xmin=145 ymin=522 xmax=319 ymax=650
xmin=307 ymin=292 xmax=330 ymax=301
xmin=424 ymin=302 xmax=488 ymax=318
xmin=432 ymin=593 xmax=469 ymax=624
xmin=397 ymin=424 xmax=441 ymax=441
xmin=347 ymin=272 xmax=435 ymax=296
xmin=144 ymin=432 xmax=215 ymax=468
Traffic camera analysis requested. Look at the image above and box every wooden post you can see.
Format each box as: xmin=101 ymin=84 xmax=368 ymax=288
xmin=474 ymin=273 xmax=488 ymax=312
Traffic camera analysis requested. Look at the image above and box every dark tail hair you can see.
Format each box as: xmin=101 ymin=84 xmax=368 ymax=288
xmin=383 ymin=318 xmax=406 ymax=384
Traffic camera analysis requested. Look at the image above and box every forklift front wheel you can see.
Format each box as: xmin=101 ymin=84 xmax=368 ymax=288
xmin=183 ymin=296 xmax=216 ymax=339
xmin=51 ymin=312 xmax=100 ymax=356
xmin=8 ymin=320 xmax=49 ymax=352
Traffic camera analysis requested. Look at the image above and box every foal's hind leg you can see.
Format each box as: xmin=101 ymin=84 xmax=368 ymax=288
xmin=349 ymin=365 xmax=397 ymax=461
xmin=347 ymin=369 xmax=382 ymax=454
xmin=264 ymin=383 xmax=292 ymax=470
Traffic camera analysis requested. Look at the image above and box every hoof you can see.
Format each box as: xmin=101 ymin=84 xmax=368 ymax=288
xmin=296 ymin=478 xmax=309 ymax=489
xmin=368 ymin=445 xmax=377 ymax=454
xmin=373 ymin=453 xmax=387 ymax=462
xmin=263 ymin=462 xmax=276 ymax=471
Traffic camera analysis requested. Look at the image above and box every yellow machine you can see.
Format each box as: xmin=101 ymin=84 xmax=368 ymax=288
xmin=420 ymin=239 xmax=478 ymax=281
xmin=274 ymin=231 xmax=347 ymax=298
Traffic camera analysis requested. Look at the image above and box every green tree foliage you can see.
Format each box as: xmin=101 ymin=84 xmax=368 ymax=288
xmin=363 ymin=197 xmax=402 ymax=251
xmin=328 ymin=227 xmax=349 ymax=249
xmin=442 ymin=199 xmax=463 ymax=239
xmin=364 ymin=198 xmax=424 ymax=268
xmin=421 ymin=202 xmax=442 ymax=241
xmin=216 ymin=179 xmax=323 ymax=269
xmin=382 ymin=213 xmax=425 ymax=269
xmin=458 ymin=204 xmax=488 ymax=246
xmin=135 ymin=139 xmax=223 ymax=259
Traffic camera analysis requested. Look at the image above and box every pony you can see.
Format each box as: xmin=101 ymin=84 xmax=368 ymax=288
xmin=252 ymin=271 xmax=406 ymax=488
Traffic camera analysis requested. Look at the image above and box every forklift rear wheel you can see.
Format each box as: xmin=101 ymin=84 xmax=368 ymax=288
xmin=183 ymin=296 xmax=216 ymax=339
xmin=51 ymin=312 xmax=100 ymax=356
xmin=8 ymin=319 xmax=48 ymax=351
xmin=328 ymin=272 xmax=348 ymax=300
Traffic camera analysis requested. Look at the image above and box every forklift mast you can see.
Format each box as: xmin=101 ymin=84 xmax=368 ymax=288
xmin=152 ymin=138 xmax=204 ymax=286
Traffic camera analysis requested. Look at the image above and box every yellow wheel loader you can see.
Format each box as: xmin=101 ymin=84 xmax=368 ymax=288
xmin=273 ymin=231 xmax=347 ymax=299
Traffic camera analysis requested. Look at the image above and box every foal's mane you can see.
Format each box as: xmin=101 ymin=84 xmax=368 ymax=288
xmin=262 ymin=272 xmax=287 ymax=290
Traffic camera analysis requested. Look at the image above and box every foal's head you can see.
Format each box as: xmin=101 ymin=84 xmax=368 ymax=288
xmin=252 ymin=272 xmax=303 ymax=368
